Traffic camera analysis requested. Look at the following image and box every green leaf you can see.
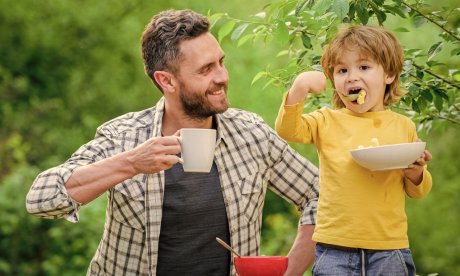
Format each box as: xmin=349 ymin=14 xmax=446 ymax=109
xmin=405 ymin=49 xmax=423 ymax=57
xmin=450 ymin=48 xmax=460 ymax=56
xmin=348 ymin=2 xmax=356 ymax=21
xmin=416 ymin=69 xmax=424 ymax=79
xmin=276 ymin=50 xmax=289 ymax=57
xmin=411 ymin=99 xmax=420 ymax=113
xmin=262 ymin=78 xmax=276 ymax=90
xmin=427 ymin=42 xmax=443 ymax=62
xmin=434 ymin=94 xmax=443 ymax=111
xmin=274 ymin=21 xmax=290 ymax=46
xmin=231 ymin=23 xmax=249 ymax=41
xmin=301 ymin=33 xmax=312 ymax=49
xmin=355 ymin=2 xmax=369 ymax=25
xmin=413 ymin=15 xmax=426 ymax=28
xmin=331 ymin=0 xmax=349 ymax=22
xmin=237 ymin=34 xmax=253 ymax=47
xmin=426 ymin=60 xmax=445 ymax=67
xmin=382 ymin=5 xmax=407 ymax=18
xmin=375 ymin=10 xmax=387 ymax=25
xmin=393 ymin=27 xmax=410 ymax=32
xmin=417 ymin=97 xmax=427 ymax=111
xmin=251 ymin=71 xmax=268 ymax=86
xmin=208 ymin=13 xmax=225 ymax=27
xmin=315 ymin=0 xmax=334 ymax=15
xmin=295 ymin=0 xmax=314 ymax=15
xmin=297 ymin=50 xmax=308 ymax=65
xmin=218 ymin=21 xmax=236 ymax=42
xmin=421 ymin=90 xmax=433 ymax=102
xmin=433 ymin=89 xmax=449 ymax=101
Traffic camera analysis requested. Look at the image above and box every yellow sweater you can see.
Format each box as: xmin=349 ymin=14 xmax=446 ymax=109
xmin=275 ymin=97 xmax=432 ymax=249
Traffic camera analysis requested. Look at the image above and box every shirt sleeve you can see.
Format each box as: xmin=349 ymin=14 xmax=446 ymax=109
xmin=26 ymin=130 xmax=116 ymax=223
xmin=275 ymin=93 xmax=321 ymax=145
xmin=404 ymin=167 xmax=432 ymax=199
xmin=265 ymin=123 xmax=320 ymax=225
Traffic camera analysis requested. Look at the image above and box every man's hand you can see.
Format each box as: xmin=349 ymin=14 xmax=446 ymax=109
xmin=286 ymin=71 xmax=327 ymax=105
xmin=284 ymin=224 xmax=315 ymax=276
xmin=66 ymin=132 xmax=182 ymax=204
xmin=127 ymin=134 xmax=182 ymax=174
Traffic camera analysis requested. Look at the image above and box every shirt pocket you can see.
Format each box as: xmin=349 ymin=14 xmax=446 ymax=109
xmin=111 ymin=175 xmax=146 ymax=232
xmin=239 ymin=173 xmax=265 ymax=224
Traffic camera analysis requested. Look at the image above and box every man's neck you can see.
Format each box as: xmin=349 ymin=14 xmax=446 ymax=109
xmin=161 ymin=105 xmax=213 ymax=136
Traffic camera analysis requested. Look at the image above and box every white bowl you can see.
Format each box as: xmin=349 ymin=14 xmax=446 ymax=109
xmin=350 ymin=142 xmax=426 ymax=171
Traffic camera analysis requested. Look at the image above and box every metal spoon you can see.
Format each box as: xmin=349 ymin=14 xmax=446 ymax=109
xmin=344 ymin=93 xmax=359 ymax=101
xmin=216 ymin=237 xmax=241 ymax=257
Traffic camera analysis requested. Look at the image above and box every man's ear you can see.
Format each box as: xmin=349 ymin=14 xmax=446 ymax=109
xmin=385 ymin=74 xmax=396 ymax=84
xmin=154 ymin=71 xmax=177 ymax=93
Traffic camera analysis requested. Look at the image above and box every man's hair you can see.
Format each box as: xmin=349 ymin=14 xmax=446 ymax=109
xmin=320 ymin=25 xmax=405 ymax=109
xmin=141 ymin=9 xmax=210 ymax=91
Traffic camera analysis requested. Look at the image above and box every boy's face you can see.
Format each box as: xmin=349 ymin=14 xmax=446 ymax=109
xmin=332 ymin=49 xmax=395 ymax=113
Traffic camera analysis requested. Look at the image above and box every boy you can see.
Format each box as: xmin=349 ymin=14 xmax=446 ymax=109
xmin=275 ymin=25 xmax=432 ymax=275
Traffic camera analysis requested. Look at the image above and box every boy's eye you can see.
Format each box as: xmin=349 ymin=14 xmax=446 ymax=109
xmin=360 ymin=65 xmax=370 ymax=70
xmin=337 ymin=68 xmax=347 ymax=74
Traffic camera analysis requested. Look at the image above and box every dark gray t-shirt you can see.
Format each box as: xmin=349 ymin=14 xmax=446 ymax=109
xmin=156 ymin=161 xmax=231 ymax=275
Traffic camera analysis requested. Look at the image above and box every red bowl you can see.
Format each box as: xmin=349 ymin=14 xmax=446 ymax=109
xmin=234 ymin=256 xmax=288 ymax=276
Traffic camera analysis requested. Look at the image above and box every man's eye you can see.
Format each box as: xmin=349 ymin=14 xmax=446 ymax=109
xmin=200 ymin=66 xmax=211 ymax=74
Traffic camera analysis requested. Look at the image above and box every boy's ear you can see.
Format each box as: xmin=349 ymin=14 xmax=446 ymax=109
xmin=154 ymin=71 xmax=177 ymax=93
xmin=385 ymin=74 xmax=396 ymax=84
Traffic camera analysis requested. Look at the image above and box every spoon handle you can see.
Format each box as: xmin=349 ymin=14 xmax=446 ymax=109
xmin=216 ymin=237 xmax=241 ymax=257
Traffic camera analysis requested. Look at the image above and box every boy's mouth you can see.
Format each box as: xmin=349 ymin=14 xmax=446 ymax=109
xmin=343 ymin=88 xmax=366 ymax=104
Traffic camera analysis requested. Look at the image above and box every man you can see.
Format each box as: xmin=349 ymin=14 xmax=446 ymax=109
xmin=26 ymin=9 xmax=319 ymax=276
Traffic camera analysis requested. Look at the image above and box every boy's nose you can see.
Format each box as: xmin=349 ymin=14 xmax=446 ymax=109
xmin=346 ymin=69 xmax=359 ymax=82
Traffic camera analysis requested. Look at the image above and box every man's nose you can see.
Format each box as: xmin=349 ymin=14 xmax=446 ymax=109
xmin=214 ymin=65 xmax=229 ymax=84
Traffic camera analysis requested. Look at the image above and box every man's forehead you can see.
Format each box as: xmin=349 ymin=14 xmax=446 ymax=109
xmin=178 ymin=33 xmax=224 ymax=64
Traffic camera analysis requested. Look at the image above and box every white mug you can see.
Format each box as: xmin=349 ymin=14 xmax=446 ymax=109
xmin=178 ymin=128 xmax=216 ymax=173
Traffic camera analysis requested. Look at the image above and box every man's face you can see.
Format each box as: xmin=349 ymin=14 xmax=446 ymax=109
xmin=175 ymin=33 xmax=229 ymax=119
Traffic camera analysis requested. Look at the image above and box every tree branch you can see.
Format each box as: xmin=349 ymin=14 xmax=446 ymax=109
xmin=401 ymin=1 xmax=460 ymax=42
xmin=412 ymin=64 xmax=460 ymax=90
xmin=394 ymin=106 xmax=460 ymax=125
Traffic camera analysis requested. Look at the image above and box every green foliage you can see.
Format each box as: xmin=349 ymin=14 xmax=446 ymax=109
xmin=406 ymin=125 xmax=460 ymax=275
xmin=212 ymin=0 xmax=460 ymax=129
xmin=1 ymin=0 xmax=459 ymax=275
xmin=0 ymin=166 xmax=106 ymax=275
xmin=0 ymin=0 xmax=160 ymax=176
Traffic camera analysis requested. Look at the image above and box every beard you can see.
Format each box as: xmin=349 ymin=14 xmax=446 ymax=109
xmin=178 ymin=82 xmax=229 ymax=120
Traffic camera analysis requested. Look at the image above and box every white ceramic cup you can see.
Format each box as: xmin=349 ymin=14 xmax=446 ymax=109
xmin=179 ymin=128 xmax=216 ymax=173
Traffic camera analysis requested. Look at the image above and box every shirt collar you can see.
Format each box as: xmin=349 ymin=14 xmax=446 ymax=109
xmin=153 ymin=97 xmax=229 ymax=146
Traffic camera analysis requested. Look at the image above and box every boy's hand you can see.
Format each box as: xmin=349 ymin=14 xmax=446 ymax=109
xmin=286 ymin=71 xmax=327 ymax=105
xmin=403 ymin=148 xmax=432 ymax=185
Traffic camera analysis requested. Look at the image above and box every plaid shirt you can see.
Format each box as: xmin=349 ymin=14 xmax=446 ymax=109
xmin=26 ymin=97 xmax=319 ymax=276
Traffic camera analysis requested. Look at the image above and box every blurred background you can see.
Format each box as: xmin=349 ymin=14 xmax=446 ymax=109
xmin=0 ymin=0 xmax=458 ymax=275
